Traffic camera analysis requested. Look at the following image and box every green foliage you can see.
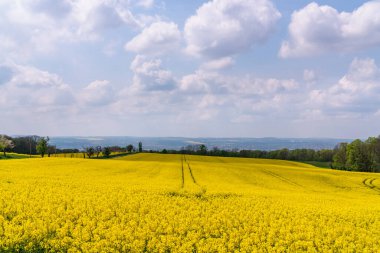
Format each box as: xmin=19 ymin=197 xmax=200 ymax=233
xmin=366 ymin=136 xmax=380 ymax=164
xmin=346 ymin=139 xmax=374 ymax=172
xmin=85 ymin=147 xmax=95 ymax=158
xmin=198 ymin=144 xmax=207 ymax=155
xmin=36 ymin=137 xmax=49 ymax=158
xmin=95 ymin=146 xmax=102 ymax=158
xmin=102 ymin=147 xmax=111 ymax=157
xmin=332 ymin=143 xmax=347 ymax=170
xmin=138 ymin=142 xmax=143 ymax=152
xmin=11 ymin=136 xmax=39 ymax=155
xmin=127 ymin=144 xmax=134 ymax=153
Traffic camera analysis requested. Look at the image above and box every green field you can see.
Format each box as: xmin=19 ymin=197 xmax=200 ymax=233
xmin=0 ymin=153 xmax=37 ymax=159
xmin=1 ymin=153 xmax=380 ymax=252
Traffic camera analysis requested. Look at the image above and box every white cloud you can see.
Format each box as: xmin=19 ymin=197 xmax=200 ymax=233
xmin=184 ymin=0 xmax=281 ymax=58
xmin=135 ymin=0 xmax=155 ymax=9
xmin=280 ymin=1 xmax=380 ymax=58
xmin=130 ymin=55 xmax=176 ymax=91
xmin=308 ymin=58 xmax=380 ymax=116
xmin=180 ymin=68 xmax=298 ymax=96
xmin=125 ymin=21 xmax=181 ymax=55
xmin=230 ymin=77 xmax=298 ymax=96
xmin=178 ymin=68 xmax=300 ymax=122
xmin=0 ymin=63 xmax=74 ymax=110
xmin=179 ymin=70 xmax=227 ymax=94
xmin=200 ymin=57 xmax=234 ymax=70
xmin=0 ymin=0 xmax=152 ymax=59
xmin=80 ymin=80 xmax=115 ymax=106
xmin=0 ymin=62 xmax=121 ymax=114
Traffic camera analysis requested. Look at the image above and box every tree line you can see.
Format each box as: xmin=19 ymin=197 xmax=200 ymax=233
xmin=158 ymin=145 xmax=333 ymax=162
xmin=0 ymin=135 xmax=143 ymax=159
xmin=157 ymin=136 xmax=380 ymax=173
xmin=332 ymin=137 xmax=380 ymax=172
xmin=1 ymin=134 xmax=379 ymax=172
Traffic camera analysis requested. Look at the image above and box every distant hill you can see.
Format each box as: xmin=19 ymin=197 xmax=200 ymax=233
xmin=47 ymin=136 xmax=353 ymax=151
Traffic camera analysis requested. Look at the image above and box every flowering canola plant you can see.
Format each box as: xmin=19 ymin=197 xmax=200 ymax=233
xmin=0 ymin=154 xmax=380 ymax=252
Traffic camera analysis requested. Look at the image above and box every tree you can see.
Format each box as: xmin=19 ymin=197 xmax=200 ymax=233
xmin=332 ymin=143 xmax=347 ymax=170
xmin=102 ymin=147 xmax=111 ymax=158
xmin=127 ymin=144 xmax=134 ymax=153
xmin=366 ymin=136 xmax=380 ymax=165
xmin=10 ymin=136 xmax=39 ymax=156
xmin=138 ymin=142 xmax=143 ymax=152
xmin=85 ymin=147 xmax=95 ymax=158
xmin=278 ymin=148 xmax=290 ymax=160
xmin=346 ymin=139 xmax=374 ymax=172
xmin=47 ymin=145 xmax=56 ymax=157
xmin=36 ymin=137 xmax=49 ymax=158
xmin=0 ymin=135 xmax=14 ymax=157
xmin=199 ymin=144 xmax=207 ymax=155
xmin=95 ymin=146 xmax=102 ymax=158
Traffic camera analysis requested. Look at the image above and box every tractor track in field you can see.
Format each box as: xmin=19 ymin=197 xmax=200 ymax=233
xmin=180 ymin=156 xmax=185 ymax=188
xmin=187 ymin=161 xmax=198 ymax=185
xmin=362 ymin=178 xmax=380 ymax=193
xmin=261 ymin=168 xmax=304 ymax=188
xmin=183 ymin=155 xmax=200 ymax=186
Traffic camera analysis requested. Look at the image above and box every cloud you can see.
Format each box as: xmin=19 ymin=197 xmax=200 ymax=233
xmin=184 ymin=0 xmax=281 ymax=58
xmin=125 ymin=21 xmax=181 ymax=55
xmin=80 ymin=80 xmax=115 ymax=106
xmin=280 ymin=1 xmax=380 ymax=58
xmin=179 ymin=70 xmax=228 ymax=94
xmin=200 ymin=57 xmax=234 ymax=70
xmin=178 ymin=68 xmax=300 ymax=122
xmin=308 ymin=58 xmax=380 ymax=116
xmin=0 ymin=0 xmax=153 ymax=59
xmin=0 ymin=63 xmax=74 ymax=110
xmin=135 ymin=0 xmax=155 ymax=9
xmin=0 ymin=62 xmax=119 ymax=113
xmin=130 ymin=55 xmax=176 ymax=91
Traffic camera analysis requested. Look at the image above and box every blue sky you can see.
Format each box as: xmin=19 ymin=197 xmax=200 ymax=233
xmin=0 ymin=0 xmax=379 ymax=138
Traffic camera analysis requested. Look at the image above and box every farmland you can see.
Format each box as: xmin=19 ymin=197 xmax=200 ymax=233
xmin=1 ymin=153 xmax=380 ymax=252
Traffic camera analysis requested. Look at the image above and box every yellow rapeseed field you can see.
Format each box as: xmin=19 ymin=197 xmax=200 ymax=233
xmin=1 ymin=153 xmax=380 ymax=252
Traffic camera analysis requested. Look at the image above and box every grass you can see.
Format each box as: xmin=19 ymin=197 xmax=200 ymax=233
xmin=0 ymin=153 xmax=380 ymax=251
xmin=0 ymin=153 xmax=37 ymax=159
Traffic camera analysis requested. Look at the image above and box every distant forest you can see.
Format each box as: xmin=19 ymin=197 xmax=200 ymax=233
xmin=158 ymin=136 xmax=380 ymax=173
xmin=1 ymin=135 xmax=379 ymax=173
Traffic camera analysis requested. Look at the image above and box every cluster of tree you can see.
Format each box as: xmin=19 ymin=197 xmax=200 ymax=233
xmin=0 ymin=135 xmax=144 ymax=159
xmin=83 ymin=146 xmax=109 ymax=158
xmin=0 ymin=135 xmax=53 ymax=158
xmin=82 ymin=142 xmax=143 ymax=159
xmin=332 ymin=137 xmax=380 ymax=172
xmin=55 ymin=148 xmax=80 ymax=153
xmin=0 ymin=135 xmax=37 ymax=155
xmin=160 ymin=144 xmax=334 ymax=162
xmin=158 ymin=137 xmax=380 ymax=173
xmin=2 ymin=133 xmax=380 ymax=172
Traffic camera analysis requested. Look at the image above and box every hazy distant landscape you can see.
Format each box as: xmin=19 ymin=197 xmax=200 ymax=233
xmin=48 ymin=136 xmax=352 ymax=151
